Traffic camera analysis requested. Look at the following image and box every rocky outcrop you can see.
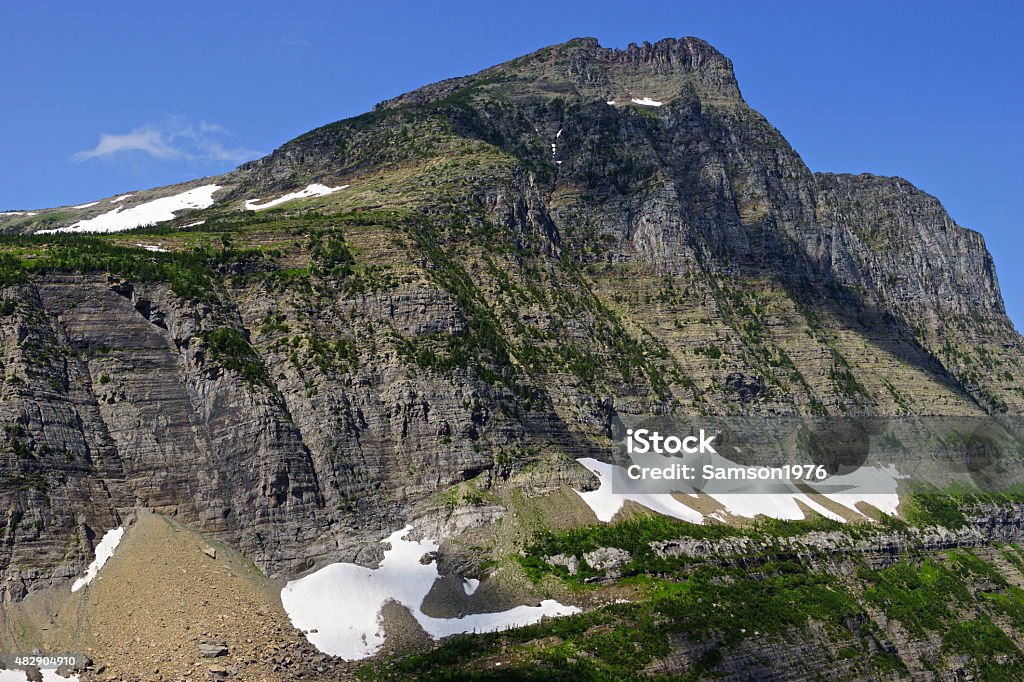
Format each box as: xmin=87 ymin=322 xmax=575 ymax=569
xmin=650 ymin=525 xmax=994 ymax=570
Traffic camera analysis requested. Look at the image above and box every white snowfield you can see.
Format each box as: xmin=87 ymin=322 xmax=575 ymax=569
xmin=244 ymin=183 xmax=348 ymax=211
xmin=38 ymin=185 xmax=220 ymax=234
xmin=631 ymin=97 xmax=663 ymax=106
xmin=814 ymin=464 xmax=903 ymax=517
xmin=416 ymin=599 xmax=577 ymax=640
xmin=71 ymin=526 xmax=124 ymax=592
xmin=0 ymin=211 xmax=36 ymax=216
xmin=281 ymin=526 xmax=579 ymax=660
xmin=573 ymin=457 xmax=903 ymax=524
xmin=575 ymin=458 xmax=704 ymax=524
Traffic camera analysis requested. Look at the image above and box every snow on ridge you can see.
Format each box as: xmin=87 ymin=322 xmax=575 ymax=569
xmin=245 ymin=183 xmax=348 ymax=211
xmin=705 ymin=491 xmax=845 ymax=522
xmin=110 ymin=194 xmax=133 ymax=203
xmin=72 ymin=201 xmax=100 ymax=209
xmin=574 ymin=459 xmax=704 ymax=524
xmin=631 ymin=97 xmax=663 ymax=107
xmin=38 ymin=185 xmax=220 ymax=234
xmin=281 ymin=526 xmax=579 ymax=660
xmin=71 ymin=526 xmax=124 ymax=592
xmin=814 ymin=464 xmax=903 ymax=517
xmin=573 ymin=457 xmax=904 ymax=525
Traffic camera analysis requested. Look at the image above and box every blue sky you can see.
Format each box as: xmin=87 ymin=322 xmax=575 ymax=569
xmin=1 ymin=1 xmax=1021 ymax=330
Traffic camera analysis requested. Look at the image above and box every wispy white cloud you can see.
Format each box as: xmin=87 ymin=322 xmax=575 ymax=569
xmin=73 ymin=126 xmax=179 ymax=162
xmin=73 ymin=118 xmax=260 ymax=165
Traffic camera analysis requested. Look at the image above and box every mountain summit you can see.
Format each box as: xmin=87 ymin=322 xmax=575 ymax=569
xmin=374 ymin=37 xmax=743 ymax=109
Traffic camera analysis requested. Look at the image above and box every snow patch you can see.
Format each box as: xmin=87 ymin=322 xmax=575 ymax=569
xmin=606 ymin=100 xmax=616 ymax=105
xmin=71 ymin=526 xmax=124 ymax=592
xmin=705 ymin=492 xmax=845 ymax=522
xmin=551 ymin=129 xmax=563 ymax=160
xmin=72 ymin=201 xmax=100 ymax=209
xmin=574 ymin=458 xmax=704 ymax=524
xmin=110 ymin=194 xmax=133 ymax=203
xmin=245 ymin=183 xmax=348 ymax=211
xmin=39 ymin=185 xmax=220 ymax=234
xmin=183 ymin=220 xmax=206 ymax=228
xmin=813 ymin=464 xmax=903 ymax=517
xmin=463 ymin=577 xmax=480 ymax=596
xmin=631 ymin=97 xmax=663 ymax=107
xmin=415 ymin=599 xmax=576 ymax=640
xmin=281 ymin=526 xmax=579 ymax=660
xmin=136 ymin=243 xmax=168 ymax=253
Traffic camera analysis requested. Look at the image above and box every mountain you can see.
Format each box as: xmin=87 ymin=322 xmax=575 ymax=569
xmin=1 ymin=37 xmax=1023 ymax=680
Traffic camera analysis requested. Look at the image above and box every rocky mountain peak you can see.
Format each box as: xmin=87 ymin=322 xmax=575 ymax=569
xmin=374 ymin=36 xmax=742 ymax=112
xmin=614 ymin=37 xmax=738 ymax=88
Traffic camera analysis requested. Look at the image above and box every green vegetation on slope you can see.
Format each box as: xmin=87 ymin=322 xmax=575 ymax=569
xmin=361 ymin=502 xmax=1024 ymax=681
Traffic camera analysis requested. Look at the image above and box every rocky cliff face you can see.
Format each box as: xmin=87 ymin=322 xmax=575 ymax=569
xmin=0 ymin=37 xmax=1021 ymax=606
xmin=0 ymin=263 xmax=600 ymax=602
